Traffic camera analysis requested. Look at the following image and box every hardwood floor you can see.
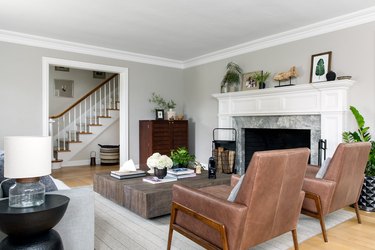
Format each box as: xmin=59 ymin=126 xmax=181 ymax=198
xmin=52 ymin=166 xmax=375 ymax=249
xmin=51 ymin=164 xmax=119 ymax=187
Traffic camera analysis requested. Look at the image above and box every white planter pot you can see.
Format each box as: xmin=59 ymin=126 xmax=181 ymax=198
xmin=167 ymin=109 xmax=176 ymax=120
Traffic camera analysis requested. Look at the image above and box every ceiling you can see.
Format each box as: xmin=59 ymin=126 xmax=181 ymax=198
xmin=1 ymin=0 xmax=375 ymax=66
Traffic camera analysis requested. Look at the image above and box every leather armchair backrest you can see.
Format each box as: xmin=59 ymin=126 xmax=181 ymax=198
xmin=324 ymin=142 xmax=371 ymax=213
xmin=235 ymin=148 xmax=310 ymax=248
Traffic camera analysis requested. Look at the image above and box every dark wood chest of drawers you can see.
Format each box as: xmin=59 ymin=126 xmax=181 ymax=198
xmin=139 ymin=120 xmax=188 ymax=165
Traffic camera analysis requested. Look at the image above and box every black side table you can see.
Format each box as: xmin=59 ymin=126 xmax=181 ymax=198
xmin=0 ymin=194 xmax=69 ymax=250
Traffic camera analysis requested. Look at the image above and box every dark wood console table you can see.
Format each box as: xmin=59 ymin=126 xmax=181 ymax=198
xmin=94 ymin=172 xmax=231 ymax=218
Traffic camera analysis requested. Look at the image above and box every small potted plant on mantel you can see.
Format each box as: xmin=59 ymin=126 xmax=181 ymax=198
xmin=149 ymin=92 xmax=176 ymax=120
xmin=253 ymin=71 xmax=271 ymax=89
xmin=221 ymin=62 xmax=243 ymax=93
xmin=343 ymin=106 xmax=375 ymax=212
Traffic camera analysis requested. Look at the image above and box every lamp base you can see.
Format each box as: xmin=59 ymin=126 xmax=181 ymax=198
xmin=9 ymin=178 xmax=45 ymax=208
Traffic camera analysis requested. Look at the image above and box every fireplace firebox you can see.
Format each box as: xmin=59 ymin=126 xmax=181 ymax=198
xmin=244 ymin=128 xmax=311 ymax=172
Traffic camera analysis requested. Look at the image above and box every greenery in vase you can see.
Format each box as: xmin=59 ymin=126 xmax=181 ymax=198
xmin=221 ymin=62 xmax=243 ymax=88
xmin=170 ymin=147 xmax=195 ymax=167
xmin=342 ymin=106 xmax=375 ymax=176
xmin=253 ymin=71 xmax=271 ymax=84
xmin=149 ymin=92 xmax=176 ymax=110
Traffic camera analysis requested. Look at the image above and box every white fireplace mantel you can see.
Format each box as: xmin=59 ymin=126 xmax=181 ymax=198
xmin=212 ymin=80 xmax=355 ymax=158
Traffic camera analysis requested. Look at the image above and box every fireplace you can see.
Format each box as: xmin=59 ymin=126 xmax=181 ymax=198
xmin=243 ymin=128 xmax=311 ymax=172
xmin=233 ymin=115 xmax=320 ymax=173
xmin=213 ymin=80 xmax=354 ymax=174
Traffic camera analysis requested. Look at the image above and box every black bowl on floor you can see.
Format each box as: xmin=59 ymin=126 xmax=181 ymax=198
xmin=0 ymin=194 xmax=69 ymax=238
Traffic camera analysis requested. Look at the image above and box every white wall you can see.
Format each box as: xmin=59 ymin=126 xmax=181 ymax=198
xmin=183 ymin=22 xmax=375 ymax=164
xmin=49 ymin=66 xmax=112 ymax=115
xmin=0 ymin=41 xmax=184 ymax=165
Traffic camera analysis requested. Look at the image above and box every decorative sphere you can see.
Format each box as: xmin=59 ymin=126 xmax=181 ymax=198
xmin=326 ymin=71 xmax=336 ymax=81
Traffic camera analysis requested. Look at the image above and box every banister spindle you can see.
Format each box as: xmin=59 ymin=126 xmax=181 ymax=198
xmin=89 ymin=95 xmax=92 ymax=125
xmin=109 ymin=80 xmax=112 ymax=109
xmin=68 ymin=111 xmax=71 ymax=142
xmin=113 ymin=78 xmax=116 ymax=109
xmin=94 ymin=91 xmax=97 ymax=125
xmin=63 ymin=115 xmax=66 ymax=151
xmin=104 ymin=83 xmax=107 ymax=116
xmin=57 ymin=118 xmax=60 ymax=151
xmin=79 ymin=103 xmax=82 ymax=133
xmin=73 ymin=107 xmax=77 ymax=141
xmin=84 ymin=98 xmax=88 ymax=133
xmin=99 ymin=88 xmax=102 ymax=117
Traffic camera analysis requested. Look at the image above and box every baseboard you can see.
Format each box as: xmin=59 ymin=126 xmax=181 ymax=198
xmin=61 ymin=158 xmax=100 ymax=167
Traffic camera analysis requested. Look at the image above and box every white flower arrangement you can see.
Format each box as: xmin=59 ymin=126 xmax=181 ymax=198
xmin=146 ymin=153 xmax=173 ymax=169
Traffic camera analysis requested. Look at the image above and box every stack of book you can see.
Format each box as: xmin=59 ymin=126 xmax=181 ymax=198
xmin=167 ymin=168 xmax=196 ymax=179
xmin=110 ymin=170 xmax=146 ymax=179
xmin=142 ymin=175 xmax=177 ymax=184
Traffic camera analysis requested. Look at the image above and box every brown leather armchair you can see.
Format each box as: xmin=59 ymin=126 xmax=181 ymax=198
xmin=301 ymin=142 xmax=371 ymax=242
xmin=167 ymin=148 xmax=310 ymax=250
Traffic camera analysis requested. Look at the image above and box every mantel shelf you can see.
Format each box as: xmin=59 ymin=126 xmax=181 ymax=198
xmin=212 ymin=80 xmax=355 ymax=99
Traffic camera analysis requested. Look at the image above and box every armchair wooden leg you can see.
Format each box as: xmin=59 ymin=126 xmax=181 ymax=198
xmin=167 ymin=204 xmax=178 ymax=250
xmin=353 ymin=203 xmax=362 ymax=224
xmin=301 ymin=191 xmax=328 ymax=242
xmin=291 ymin=229 xmax=299 ymax=250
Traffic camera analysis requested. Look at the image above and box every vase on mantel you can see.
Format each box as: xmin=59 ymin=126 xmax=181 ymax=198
xmin=167 ymin=109 xmax=176 ymax=120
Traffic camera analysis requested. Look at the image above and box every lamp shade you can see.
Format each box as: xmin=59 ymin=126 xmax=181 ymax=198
xmin=4 ymin=136 xmax=51 ymax=178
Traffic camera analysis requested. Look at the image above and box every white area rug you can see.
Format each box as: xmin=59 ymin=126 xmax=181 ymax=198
xmin=94 ymin=193 xmax=354 ymax=250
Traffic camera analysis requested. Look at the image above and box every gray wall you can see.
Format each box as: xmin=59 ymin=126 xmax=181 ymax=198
xmin=0 ymin=41 xmax=184 ymax=164
xmin=49 ymin=66 xmax=110 ymax=115
xmin=1 ymin=21 xmax=375 ymax=166
xmin=183 ymin=22 xmax=375 ymax=164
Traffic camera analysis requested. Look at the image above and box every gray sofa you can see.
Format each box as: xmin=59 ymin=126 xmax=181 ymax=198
xmin=0 ymin=151 xmax=94 ymax=250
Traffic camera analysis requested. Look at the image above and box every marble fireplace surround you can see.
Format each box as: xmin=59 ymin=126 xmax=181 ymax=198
xmin=213 ymin=80 xmax=354 ymax=174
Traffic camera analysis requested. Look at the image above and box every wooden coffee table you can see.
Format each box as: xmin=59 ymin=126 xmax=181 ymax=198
xmin=93 ymin=172 xmax=231 ymax=218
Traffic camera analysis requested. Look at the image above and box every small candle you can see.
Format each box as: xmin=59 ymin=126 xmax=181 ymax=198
xmin=195 ymin=165 xmax=202 ymax=174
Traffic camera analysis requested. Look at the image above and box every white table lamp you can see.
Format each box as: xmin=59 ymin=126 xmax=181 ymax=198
xmin=4 ymin=136 xmax=51 ymax=208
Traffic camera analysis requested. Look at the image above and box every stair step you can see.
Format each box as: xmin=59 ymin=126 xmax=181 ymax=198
xmin=97 ymin=116 xmax=111 ymax=118
xmin=67 ymin=141 xmax=82 ymax=143
xmin=52 ymin=159 xmax=63 ymax=163
xmin=56 ymin=149 xmax=71 ymax=152
xmin=89 ymin=124 xmax=102 ymax=126
xmin=107 ymin=108 xmax=119 ymax=111
xmin=79 ymin=132 xmax=93 ymax=134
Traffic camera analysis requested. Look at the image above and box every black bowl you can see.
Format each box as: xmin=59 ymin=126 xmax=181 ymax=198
xmin=0 ymin=194 xmax=69 ymax=237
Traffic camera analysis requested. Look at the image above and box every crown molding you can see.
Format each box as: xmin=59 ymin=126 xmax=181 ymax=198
xmin=0 ymin=29 xmax=184 ymax=69
xmin=183 ymin=6 xmax=375 ymax=68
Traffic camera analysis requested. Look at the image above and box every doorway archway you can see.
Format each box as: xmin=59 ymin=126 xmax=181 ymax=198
xmin=42 ymin=57 xmax=129 ymax=165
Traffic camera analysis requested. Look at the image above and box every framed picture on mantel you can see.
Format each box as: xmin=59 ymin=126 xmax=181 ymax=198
xmin=242 ymin=70 xmax=262 ymax=91
xmin=310 ymin=51 xmax=332 ymax=83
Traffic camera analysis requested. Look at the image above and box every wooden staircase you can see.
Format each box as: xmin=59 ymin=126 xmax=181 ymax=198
xmin=50 ymin=74 xmax=119 ymax=168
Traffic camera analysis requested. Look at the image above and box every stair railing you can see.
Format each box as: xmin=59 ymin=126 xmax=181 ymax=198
xmin=49 ymin=74 xmax=119 ymax=153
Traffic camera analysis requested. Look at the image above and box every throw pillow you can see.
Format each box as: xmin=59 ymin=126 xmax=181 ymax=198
xmin=316 ymin=157 xmax=332 ymax=179
xmin=227 ymin=175 xmax=245 ymax=202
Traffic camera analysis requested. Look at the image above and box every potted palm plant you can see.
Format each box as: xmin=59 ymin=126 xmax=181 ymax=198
xmin=343 ymin=106 xmax=375 ymax=211
xmin=221 ymin=62 xmax=243 ymax=93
